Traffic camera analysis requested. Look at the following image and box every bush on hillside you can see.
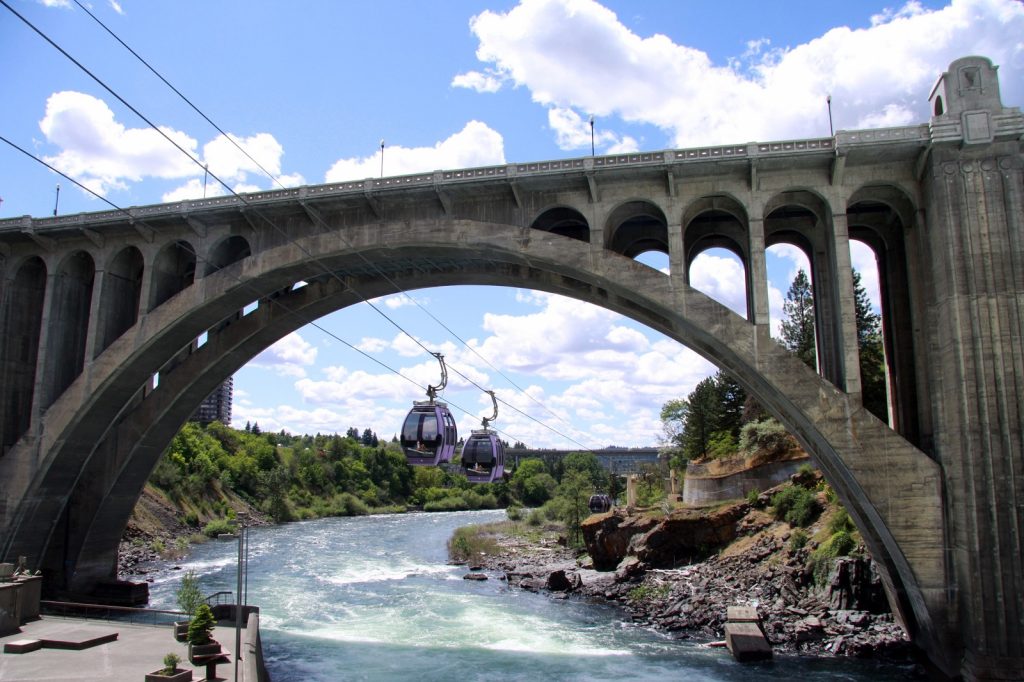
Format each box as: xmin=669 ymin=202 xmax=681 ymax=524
xmin=771 ymin=485 xmax=820 ymax=527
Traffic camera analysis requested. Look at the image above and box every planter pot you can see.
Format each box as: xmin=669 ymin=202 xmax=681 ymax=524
xmin=172 ymin=620 xmax=189 ymax=642
xmin=188 ymin=641 xmax=221 ymax=662
xmin=144 ymin=668 xmax=192 ymax=682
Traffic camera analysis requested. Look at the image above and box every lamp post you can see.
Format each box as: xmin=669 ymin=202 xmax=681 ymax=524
xmin=380 ymin=139 xmax=385 ymax=178
xmin=53 ymin=183 xmax=60 ymax=216
xmin=589 ymin=115 xmax=595 ymax=156
xmin=827 ymin=95 xmax=834 ymax=137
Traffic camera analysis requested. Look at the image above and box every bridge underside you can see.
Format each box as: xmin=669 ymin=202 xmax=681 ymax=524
xmin=0 ymin=225 xmax=950 ymax=673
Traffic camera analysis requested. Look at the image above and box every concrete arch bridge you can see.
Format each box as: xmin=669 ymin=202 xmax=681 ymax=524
xmin=0 ymin=57 xmax=1021 ymax=680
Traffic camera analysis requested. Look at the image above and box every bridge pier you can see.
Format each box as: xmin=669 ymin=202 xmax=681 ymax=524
xmin=921 ymin=57 xmax=1024 ymax=681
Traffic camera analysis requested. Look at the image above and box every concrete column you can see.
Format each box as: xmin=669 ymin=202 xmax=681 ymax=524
xmin=667 ymin=220 xmax=685 ymax=282
xmin=829 ymin=211 xmax=862 ymax=398
xmin=82 ymin=265 xmax=107 ymax=365
xmin=747 ymin=215 xmax=770 ymax=334
xmin=29 ymin=269 xmax=58 ymax=427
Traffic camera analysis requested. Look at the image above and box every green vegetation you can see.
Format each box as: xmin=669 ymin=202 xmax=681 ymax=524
xmin=447 ymin=525 xmax=501 ymax=563
xmin=149 ymin=421 xmax=511 ymax=527
xmin=187 ymin=603 xmax=216 ymax=646
xmin=745 ymin=487 xmax=760 ymax=505
xmin=175 ymin=570 xmax=203 ymax=618
xmin=789 ymin=528 xmax=809 ymax=551
xmin=627 ymin=583 xmax=671 ymax=602
xmin=162 ymin=652 xmax=181 ymax=675
xmin=771 ymin=485 xmax=820 ymax=528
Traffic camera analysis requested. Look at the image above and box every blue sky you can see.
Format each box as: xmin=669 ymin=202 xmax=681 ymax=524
xmin=2 ymin=0 xmax=1022 ymax=447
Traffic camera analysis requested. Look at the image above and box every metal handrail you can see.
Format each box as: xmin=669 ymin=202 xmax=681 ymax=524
xmin=204 ymin=591 xmax=234 ymax=606
xmin=40 ymin=599 xmax=185 ymax=626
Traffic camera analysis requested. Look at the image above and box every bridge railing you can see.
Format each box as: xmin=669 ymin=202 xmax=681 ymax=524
xmin=0 ymin=126 xmax=923 ymax=234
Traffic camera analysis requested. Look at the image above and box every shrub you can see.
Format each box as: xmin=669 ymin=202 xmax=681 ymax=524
xmin=151 ymin=539 xmax=166 ymax=554
xmin=810 ymin=529 xmax=858 ymax=584
xmin=162 ymin=652 xmax=181 ymax=674
xmin=797 ymin=463 xmax=815 ymax=476
xmin=187 ymin=603 xmax=216 ymax=645
xmin=745 ymin=487 xmax=760 ymax=505
xmin=738 ymin=418 xmax=790 ymax=455
xmin=337 ymin=493 xmax=370 ymax=516
xmin=527 ymin=509 xmax=544 ymax=526
xmin=789 ymin=528 xmax=808 ymax=551
xmin=827 ymin=508 xmax=856 ymax=536
xmin=771 ymin=485 xmax=819 ymax=527
xmin=506 ymin=504 xmax=523 ymax=521
xmin=201 ymin=518 xmax=236 ymax=538
xmin=447 ymin=526 xmax=499 ymax=563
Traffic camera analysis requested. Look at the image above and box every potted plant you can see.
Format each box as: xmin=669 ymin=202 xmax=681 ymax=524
xmin=187 ymin=604 xmax=221 ymax=660
xmin=144 ymin=652 xmax=192 ymax=681
xmin=173 ymin=571 xmax=202 ymax=642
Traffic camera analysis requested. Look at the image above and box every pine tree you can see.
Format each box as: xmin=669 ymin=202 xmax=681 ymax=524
xmin=853 ymin=269 xmax=888 ymax=422
xmin=780 ymin=268 xmax=817 ymax=370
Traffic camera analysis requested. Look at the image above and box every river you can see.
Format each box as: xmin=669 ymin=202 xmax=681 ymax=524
xmin=145 ymin=509 xmax=922 ymax=681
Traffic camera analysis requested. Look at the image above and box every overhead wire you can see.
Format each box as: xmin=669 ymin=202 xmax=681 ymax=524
xmin=3 ymin=0 xmax=603 ymax=451
xmin=68 ymin=0 xmax=588 ymax=440
xmin=0 ymin=132 xmax=540 ymax=446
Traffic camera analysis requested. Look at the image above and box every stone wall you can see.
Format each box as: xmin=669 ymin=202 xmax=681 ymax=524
xmin=682 ymin=456 xmax=810 ymax=505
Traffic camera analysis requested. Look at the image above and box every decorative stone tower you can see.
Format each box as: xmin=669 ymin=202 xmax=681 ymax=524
xmin=921 ymin=56 xmax=1024 ymax=681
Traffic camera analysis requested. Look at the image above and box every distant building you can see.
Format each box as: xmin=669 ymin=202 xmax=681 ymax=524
xmin=192 ymin=377 xmax=233 ymax=426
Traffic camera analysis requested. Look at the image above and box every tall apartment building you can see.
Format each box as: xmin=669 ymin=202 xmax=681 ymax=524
xmin=193 ymin=376 xmax=233 ymax=426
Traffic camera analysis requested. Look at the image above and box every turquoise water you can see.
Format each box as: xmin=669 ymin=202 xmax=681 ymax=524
xmin=146 ymin=510 xmax=923 ymax=681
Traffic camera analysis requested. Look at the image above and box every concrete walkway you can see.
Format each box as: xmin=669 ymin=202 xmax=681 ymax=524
xmin=0 ymin=616 xmax=243 ymax=681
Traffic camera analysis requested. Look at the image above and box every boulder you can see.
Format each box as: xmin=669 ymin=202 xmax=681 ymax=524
xmin=581 ymin=512 xmax=658 ymax=570
xmin=546 ymin=569 xmax=580 ymax=592
xmin=631 ymin=502 xmax=747 ymax=567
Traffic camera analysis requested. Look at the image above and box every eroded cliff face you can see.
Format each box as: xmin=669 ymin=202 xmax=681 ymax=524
xmin=581 ymin=502 xmax=748 ymax=570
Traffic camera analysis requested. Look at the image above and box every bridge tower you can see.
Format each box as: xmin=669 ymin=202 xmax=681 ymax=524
xmin=920 ymin=56 xmax=1024 ymax=681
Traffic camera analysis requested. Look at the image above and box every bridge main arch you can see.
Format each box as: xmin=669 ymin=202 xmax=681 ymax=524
xmin=0 ymin=220 xmax=946 ymax=669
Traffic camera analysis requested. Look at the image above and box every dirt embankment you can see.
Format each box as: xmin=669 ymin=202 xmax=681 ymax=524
xmin=118 ymin=484 xmax=269 ymax=579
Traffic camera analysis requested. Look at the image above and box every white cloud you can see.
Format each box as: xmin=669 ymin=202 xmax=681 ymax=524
xmin=250 ymin=332 xmax=318 ymax=378
xmin=39 ymin=0 xmax=71 ymax=8
xmin=451 ymin=70 xmax=504 ymax=93
xmin=39 ymin=91 xmax=199 ymax=196
xmin=108 ymin=0 xmax=124 ymax=15
xmin=459 ymin=0 xmax=1024 ymax=147
xmin=547 ymin=107 xmax=635 ymax=152
xmin=355 ymin=337 xmax=388 ymax=353
xmin=324 ymin=120 xmax=506 ymax=182
xmin=37 ymin=91 xmax=301 ymax=198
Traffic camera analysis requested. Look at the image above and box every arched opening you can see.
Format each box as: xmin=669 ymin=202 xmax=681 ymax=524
xmin=150 ymin=240 xmax=196 ymax=311
xmin=766 ymin=241 xmax=815 ymax=368
xmin=682 ymin=195 xmax=750 ymax=318
xmin=1 ymin=257 xmax=46 ymax=451
xmin=531 ymin=206 xmax=589 ymax=243
xmin=45 ymin=250 xmax=95 ymax=409
xmin=204 ymin=235 xmax=252 ymax=276
xmin=605 ymin=201 xmax=668 ymax=259
xmin=764 ymin=191 xmax=833 ymax=379
xmin=689 ymin=247 xmax=748 ymax=318
xmin=847 ymin=186 xmax=920 ymax=444
xmin=97 ymin=246 xmax=144 ymax=356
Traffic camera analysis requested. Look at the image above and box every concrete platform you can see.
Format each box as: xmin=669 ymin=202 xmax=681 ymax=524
xmin=0 ymin=616 xmax=242 ymax=681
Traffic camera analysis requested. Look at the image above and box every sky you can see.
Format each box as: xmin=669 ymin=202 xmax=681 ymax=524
xmin=1 ymin=0 xmax=1022 ymax=449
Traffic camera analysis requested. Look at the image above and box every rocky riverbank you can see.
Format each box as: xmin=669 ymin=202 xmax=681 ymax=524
xmin=471 ymin=487 xmax=923 ymax=668
xmin=117 ymin=484 xmax=269 ymax=580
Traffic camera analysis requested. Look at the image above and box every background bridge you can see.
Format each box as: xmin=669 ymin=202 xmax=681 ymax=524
xmin=1 ymin=57 xmax=1022 ymax=680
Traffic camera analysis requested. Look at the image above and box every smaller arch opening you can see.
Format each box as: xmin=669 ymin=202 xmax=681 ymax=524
xmin=205 ymin=235 xmax=252 ymax=276
xmin=933 ymin=95 xmax=944 ymax=116
xmin=150 ymin=240 xmax=196 ymax=311
xmin=531 ymin=207 xmax=589 ymax=243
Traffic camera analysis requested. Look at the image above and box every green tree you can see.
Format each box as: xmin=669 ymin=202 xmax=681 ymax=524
xmin=555 ymin=470 xmax=592 ymax=546
xmin=780 ymin=268 xmax=816 ymax=370
xmin=175 ymin=570 xmax=203 ymax=618
xmin=561 ymin=451 xmax=607 ymax=490
xmin=853 ymin=269 xmax=888 ymax=422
